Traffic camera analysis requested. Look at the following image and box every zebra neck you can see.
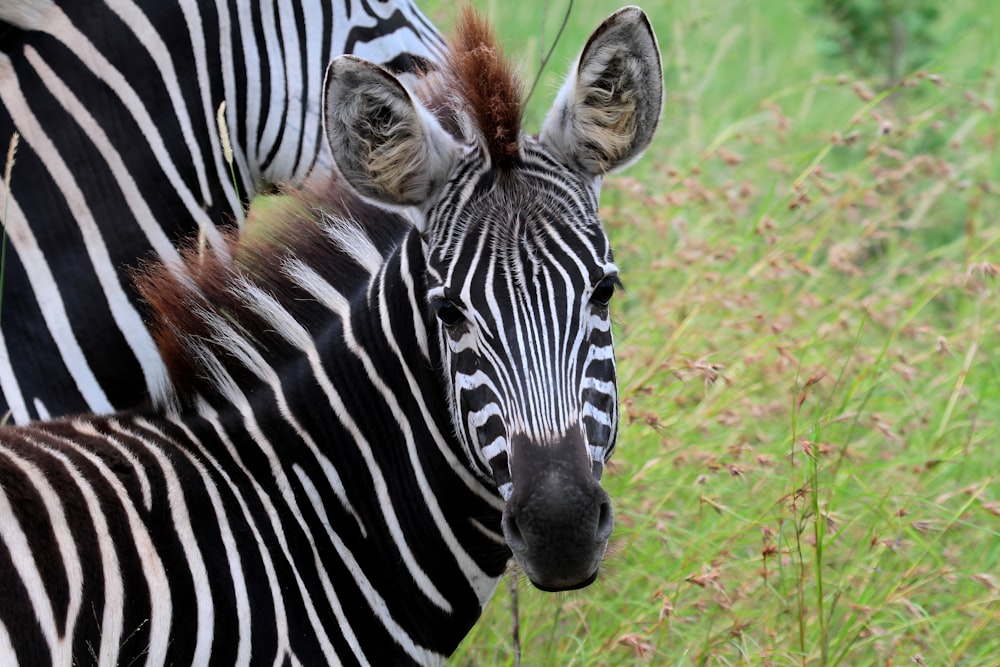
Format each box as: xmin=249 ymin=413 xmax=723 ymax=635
xmin=181 ymin=226 xmax=508 ymax=655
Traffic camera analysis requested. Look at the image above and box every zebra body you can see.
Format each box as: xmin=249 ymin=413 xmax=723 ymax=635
xmin=0 ymin=6 xmax=662 ymax=665
xmin=0 ymin=0 xmax=445 ymax=423
xmin=0 ymin=217 xmax=503 ymax=664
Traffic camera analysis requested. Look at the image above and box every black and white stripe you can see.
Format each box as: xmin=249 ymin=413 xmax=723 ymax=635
xmin=425 ymin=146 xmax=620 ymax=488
xmin=0 ymin=0 xmax=445 ymax=423
xmin=0 ymin=7 xmax=663 ymax=664
xmin=0 ymin=205 xmax=507 ymax=664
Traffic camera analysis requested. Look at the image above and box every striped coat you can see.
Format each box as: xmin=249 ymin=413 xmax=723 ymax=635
xmin=0 ymin=6 xmax=663 ymax=665
xmin=0 ymin=190 xmax=507 ymax=663
xmin=0 ymin=0 xmax=445 ymax=423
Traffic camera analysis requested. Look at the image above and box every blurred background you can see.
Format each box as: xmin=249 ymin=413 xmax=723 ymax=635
xmin=419 ymin=0 xmax=1000 ymax=665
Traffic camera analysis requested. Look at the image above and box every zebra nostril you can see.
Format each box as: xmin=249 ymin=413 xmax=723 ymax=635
xmin=596 ymin=499 xmax=614 ymax=542
xmin=501 ymin=510 xmax=527 ymax=553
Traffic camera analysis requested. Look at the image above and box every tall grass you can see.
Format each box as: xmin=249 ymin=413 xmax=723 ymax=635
xmin=418 ymin=0 xmax=1000 ymax=664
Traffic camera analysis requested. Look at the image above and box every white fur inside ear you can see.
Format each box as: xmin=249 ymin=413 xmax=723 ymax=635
xmin=323 ymin=56 xmax=461 ymax=209
xmin=540 ymin=6 xmax=663 ymax=176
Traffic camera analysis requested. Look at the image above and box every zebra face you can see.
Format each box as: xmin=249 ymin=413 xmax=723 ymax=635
xmin=324 ymin=6 xmax=662 ymax=591
xmin=424 ymin=151 xmax=620 ymax=589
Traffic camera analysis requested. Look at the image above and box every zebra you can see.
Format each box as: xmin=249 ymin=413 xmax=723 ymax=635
xmin=0 ymin=0 xmax=446 ymax=424
xmin=0 ymin=5 xmax=662 ymax=665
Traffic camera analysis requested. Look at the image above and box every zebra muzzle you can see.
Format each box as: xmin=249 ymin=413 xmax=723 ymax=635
xmin=501 ymin=430 xmax=614 ymax=591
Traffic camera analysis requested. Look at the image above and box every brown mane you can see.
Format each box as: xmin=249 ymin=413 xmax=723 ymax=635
xmin=136 ymin=178 xmax=408 ymax=405
xmin=440 ymin=7 xmax=524 ymax=167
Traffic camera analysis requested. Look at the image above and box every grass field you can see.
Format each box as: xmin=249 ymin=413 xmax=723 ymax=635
xmin=419 ymin=0 xmax=1000 ymax=664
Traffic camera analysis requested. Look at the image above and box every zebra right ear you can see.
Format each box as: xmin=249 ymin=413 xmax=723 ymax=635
xmin=323 ymin=56 xmax=462 ymax=212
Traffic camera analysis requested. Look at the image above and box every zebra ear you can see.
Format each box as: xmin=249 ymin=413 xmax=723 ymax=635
xmin=540 ymin=6 xmax=663 ymax=176
xmin=323 ymin=56 xmax=461 ymax=210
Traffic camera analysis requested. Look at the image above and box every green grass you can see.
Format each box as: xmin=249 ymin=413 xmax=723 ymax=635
xmin=418 ymin=0 xmax=1000 ymax=664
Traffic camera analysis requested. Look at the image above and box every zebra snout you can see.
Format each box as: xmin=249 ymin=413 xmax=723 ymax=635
xmin=502 ymin=492 xmax=613 ymax=552
xmin=501 ymin=482 xmax=613 ymax=592
xmin=501 ymin=443 xmax=614 ymax=591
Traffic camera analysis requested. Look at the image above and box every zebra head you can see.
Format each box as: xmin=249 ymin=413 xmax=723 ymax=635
xmin=324 ymin=7 xmax=662 ymax=591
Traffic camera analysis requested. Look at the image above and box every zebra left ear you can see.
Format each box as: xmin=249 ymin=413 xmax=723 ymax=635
xmin=540 ymin=6 xmax=663 ymax=176
xmin=323 ymin=55 xmax=462 ymax=213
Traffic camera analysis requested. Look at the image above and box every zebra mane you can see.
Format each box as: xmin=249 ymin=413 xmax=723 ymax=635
xmin=422 ymin=6 xmax=523 ymax=168
xmin=137 ymin=178 xmax=406 ymax=408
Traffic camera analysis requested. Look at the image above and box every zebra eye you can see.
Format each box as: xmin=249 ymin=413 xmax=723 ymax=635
xmin=590 ymin=276 xmax=618 ymax=307
xmin=435 ymin=299 xmax=466 ymax=328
